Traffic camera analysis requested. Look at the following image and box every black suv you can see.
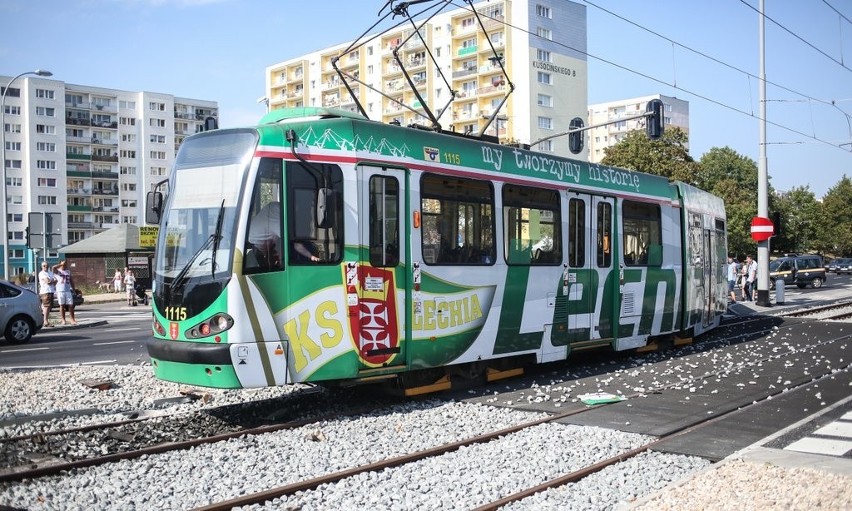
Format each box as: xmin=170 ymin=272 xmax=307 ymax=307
xmin=769 ymin=254 xmax=827 ymax=289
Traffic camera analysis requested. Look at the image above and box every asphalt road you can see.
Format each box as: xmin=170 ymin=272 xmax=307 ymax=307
xmin=0 ymin=301 xmax=152 ymax=368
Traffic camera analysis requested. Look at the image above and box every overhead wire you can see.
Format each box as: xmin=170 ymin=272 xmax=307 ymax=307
xmin=446 ymin=0 xmax=851 ymax=152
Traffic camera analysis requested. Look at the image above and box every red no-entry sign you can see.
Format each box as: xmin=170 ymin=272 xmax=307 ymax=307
xmin=751 ymin=216 xmax=774 ymax=242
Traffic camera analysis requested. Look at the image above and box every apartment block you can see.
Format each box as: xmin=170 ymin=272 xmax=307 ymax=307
xmin=587 ymin=94 xmax=689 ymax=163
xmin=265 ymin=0 xmax=588 ymax=155
xmin=1 ymin=74 xmax=217 ymax=278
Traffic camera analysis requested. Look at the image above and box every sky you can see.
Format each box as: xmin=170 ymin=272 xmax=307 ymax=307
xmin=2 ymin=0 xmax=851 ymax=198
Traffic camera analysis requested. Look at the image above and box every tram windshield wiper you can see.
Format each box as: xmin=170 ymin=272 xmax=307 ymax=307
xmin=172 ymin=201 xmax=225 ymax=292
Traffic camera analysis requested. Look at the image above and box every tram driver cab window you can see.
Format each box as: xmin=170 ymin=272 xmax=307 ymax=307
xmin=244 ymin=159 xmax=284 ymax=273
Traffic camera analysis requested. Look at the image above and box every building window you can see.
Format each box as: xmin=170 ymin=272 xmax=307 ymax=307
xmin=536 ymin=5 xmax=552 ymax=18
xmin=149 ymin=101 xmax=166 ymax=111
xmin=120 ymin=150 xmax=136 ymax=158
xmin=120 ymin=117 xmax=136 ymax=126
xmin=36 ymin=124 xmax=55 ymax=134
xmin=3 ymin=105 xmax=21 ymax=115
xmin=36 ymin=160 xmax=56 ymax=170
xmin=37 ymin=196 xmax=57 ymax=205
xmin=150 ymin=118 xmax=166 ymax=128
xmin=4 ymin=123 xmax=21 ymax=133
xmin=121 ymin=133 xmax=137 ymax=142
xmin=536 ymin=27 xmax=552 ymax=40
xmin=537 ymin=94 xmax=552 ymax=107
xmin=4 ymin=142 xmax=20 ymax=151
xmin=537 ymin=72 xmax=552 ymax=85
xmin=538 ymin=116 xmax=553 ymax=130
xmin=120 ymin=166 xmax=137 ymax=175
xmin=149 ymin=134 xmax=166 ymax=143
xmin=6 ymin=177 xmax=22 ymax=187
xmin=122 ymin=183 xmax=137 ymax=191
xmin=4 ymin=160 xmax=22 ymax=169
xmin=149 ymin=150 xmax=166 ymax=160
xmin=37 ymin=178 xmax=57 ymax=187
xmin=36 ymin=142 xmax=56 ymax=152
xmin=119 ymin=100 xmax=136 ymax=109
xmin=540 ymin=140 xmax=553 ymax=152
xmin=536 ymin=49 xmax=551 ymax=62
xmin=35 ymin=106 xmax=55 ymax=117
xmin=36 ymin=89 xmax=55 ymax=99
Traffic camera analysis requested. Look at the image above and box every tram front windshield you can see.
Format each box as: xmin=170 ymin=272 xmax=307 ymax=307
xmin=153 ymin=130 xmax=256 ymax=309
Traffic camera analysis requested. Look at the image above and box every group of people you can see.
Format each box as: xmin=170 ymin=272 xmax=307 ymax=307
xmin=727 ymin=254 xmax=757 ymax=303
xmin=36 ymin=260 xmax=77 ymax=327
xmin=112 ymin=268 xmax=139 ymax=306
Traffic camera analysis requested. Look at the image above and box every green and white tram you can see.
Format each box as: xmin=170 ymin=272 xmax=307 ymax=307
xmin=145 ymin=107 xmax=727 ymax=392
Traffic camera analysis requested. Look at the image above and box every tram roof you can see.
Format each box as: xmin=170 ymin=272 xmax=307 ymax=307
xmin=253 ymin=107 xmax=679 ymax=200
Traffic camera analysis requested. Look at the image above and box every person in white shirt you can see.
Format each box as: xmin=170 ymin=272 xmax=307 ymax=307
xmin=52 ymin=260 xmax=77 ymax=325
xmin=37 ymin=262 xmax=56 ymax=327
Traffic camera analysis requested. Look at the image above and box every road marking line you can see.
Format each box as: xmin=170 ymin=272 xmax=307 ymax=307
xmin=784 ymin=437 xmax=852 ymax=456
xmin=0 ymin=347 xmax=49 ymax=353
xmin=813 ymin=421 xmax=852 ymax=438
xmin=92 ymin=341 xmax=138 ymax=346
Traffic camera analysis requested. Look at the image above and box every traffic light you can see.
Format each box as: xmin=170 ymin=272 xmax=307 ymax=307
xmin=568 ymin=117 xmax=584 ymax=154
xmin=25 ymin=227 xmax=31 ymax=249
xmin=646 ymin=99 xmax=664 ymax=140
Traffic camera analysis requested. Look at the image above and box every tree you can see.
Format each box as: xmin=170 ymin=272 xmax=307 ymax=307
xmin=772 ymin=186 xmax=819 ymax=255
xmin=698 ymin=147 xmax=760 ymax=258
xmin=601 ymin=127 xmax=700 ymax=184
xmin=814 ymin=175 xmax=852 ymax=256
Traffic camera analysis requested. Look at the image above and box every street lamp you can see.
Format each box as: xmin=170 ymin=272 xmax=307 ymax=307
xmin=1 ymin=69 xmax=52 ymax=282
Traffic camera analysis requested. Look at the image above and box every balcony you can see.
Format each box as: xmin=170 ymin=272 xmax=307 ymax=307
xmin=91 ymin=103 xmax=117 ymax=114
xmin=67 ymin=204 xmax=93 ymax=212
xmin=175 ymin=112 xmax=195 ymax=120
xmin=68 ymin=221 xmax=94 ymax=229
xmin=92 ymin=121 xmax=118 ymax=129
xmin=92 ymin=171 xmax=119 ymax=180
xmin=66 ymin=153 xmax=92 ymax=161
xmin=91 ymin=137 xmax=118 ymax=146
xmin=92 ymin=154 xmax=118 ymax=163
xmin=452 ymin=68 xmax=477 ymax=79
xmin=66 ymin=100 xmax=90 ymax=110
xmin=457 ymin=46 xmax=478 ymax=57
xmin=65 ymin=117 xmax=91 ymax=127
xmin=67 ymin=188 xmax=92 ymax=195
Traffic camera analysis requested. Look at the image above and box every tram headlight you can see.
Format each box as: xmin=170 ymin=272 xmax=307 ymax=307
xmin=153 ymin=319 xmax=166 ymax=336
xmin=186 ymin=313 xmax=234 ymax=339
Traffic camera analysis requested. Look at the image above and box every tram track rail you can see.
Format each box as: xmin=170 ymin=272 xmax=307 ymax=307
xmin=188 ymin=328 xmax=852 ymax=510
xmin=3 ymin=317 xmax=847 ymax=488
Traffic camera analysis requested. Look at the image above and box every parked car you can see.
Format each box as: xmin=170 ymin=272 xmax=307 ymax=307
xmin=53 ymin=288 xmax=85 ymax=308
xmin=829 ymin=257 xmax=852 ymax=275
xmin=769 ymin=254 xmax=827 ymax=289
xmin=0 ymin=281 xmax=44 ymax=343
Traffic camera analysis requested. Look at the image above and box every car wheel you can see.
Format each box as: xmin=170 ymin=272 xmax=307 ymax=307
xmin=5 ymin=315 xmax=34 ymax=344
xmin=811 ymin=277 xmax=824 ymax=289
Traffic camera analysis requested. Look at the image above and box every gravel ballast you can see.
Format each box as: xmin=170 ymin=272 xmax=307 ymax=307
xmin=1 ymin=365 xmax=849 ymax=510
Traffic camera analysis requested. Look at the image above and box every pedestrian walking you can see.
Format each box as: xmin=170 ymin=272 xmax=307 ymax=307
xmin=37 ymin=261 xmax=56 ymax=327
xmin=113 ymin=268 xmax=123 ymax=293
xmin=52 ymin=260 xmax=77 ymax=325
xmin=124 ymin=270 xmax=137 ymax=306
xmin=727 ymin=255 xmax=738 ymax=303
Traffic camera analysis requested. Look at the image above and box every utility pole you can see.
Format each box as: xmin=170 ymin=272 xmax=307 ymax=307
xmin=755 ymin=0 xmax=771 ymax=307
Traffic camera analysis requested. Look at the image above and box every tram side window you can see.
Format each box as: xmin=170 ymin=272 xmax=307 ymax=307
xmin=420 ymin=173 xmax=495 ymax=265
xmin=369 ymin=175 xmax=400 ymax=267
xmin=597 ymin=202 xmax=612 ymax=268
xmin=287 ymin=162 xmax=344 ymax=265
xmin=244 ymin=158 xmax=284 ymax=274
xmin=622 ymin=200 xmax=662 ymax=266
xmin=567 ymin=198 xmax=585 ymax=268
xmin=502 ymin=184 xmax=561 ymax=265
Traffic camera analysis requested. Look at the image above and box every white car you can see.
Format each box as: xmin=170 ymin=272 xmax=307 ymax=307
xmin=0 ymin=281 xmax=44 ymax=343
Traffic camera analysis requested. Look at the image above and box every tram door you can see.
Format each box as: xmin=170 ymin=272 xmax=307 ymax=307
xmin=354 ymin=165 xmax=408 ymax=372
xmin=565 ymin=194 xmax=616 ymax=344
